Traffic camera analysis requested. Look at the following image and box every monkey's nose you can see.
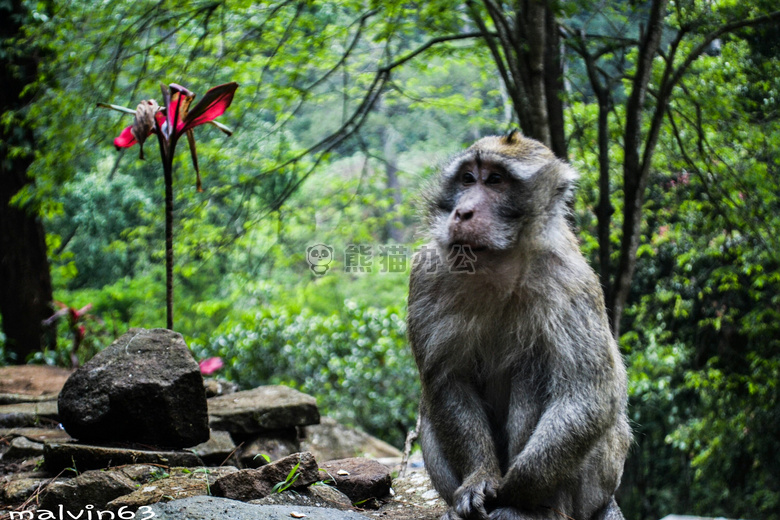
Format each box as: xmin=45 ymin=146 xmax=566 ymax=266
xmin=454 ymin=208 xmax=474 ymax=222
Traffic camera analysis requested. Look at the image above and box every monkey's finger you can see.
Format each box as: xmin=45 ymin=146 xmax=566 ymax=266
xmin=455 ymin=491 xmax=490 ymax=520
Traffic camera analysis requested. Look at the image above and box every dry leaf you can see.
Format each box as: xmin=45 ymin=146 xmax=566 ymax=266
xmin=132 ymin=100 xmax=159 ymax=159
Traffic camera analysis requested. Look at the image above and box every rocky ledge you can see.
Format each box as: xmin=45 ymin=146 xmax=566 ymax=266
xmin=0 ymin=332 xmax=444 ymax=520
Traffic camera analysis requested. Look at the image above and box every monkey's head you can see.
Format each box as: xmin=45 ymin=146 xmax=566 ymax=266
xmin=426 ymin=130 xmax=578 ymax=258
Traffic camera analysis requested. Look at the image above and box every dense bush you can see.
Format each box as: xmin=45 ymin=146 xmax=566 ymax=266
xmin=192 ymin=300 xmax=418 ymax=447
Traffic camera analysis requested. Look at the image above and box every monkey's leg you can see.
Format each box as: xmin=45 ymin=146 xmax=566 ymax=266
xmin=498 ymin=380 xmax=616 ymax=518
xmin=485 ymin=379 xmax=547 ymax=520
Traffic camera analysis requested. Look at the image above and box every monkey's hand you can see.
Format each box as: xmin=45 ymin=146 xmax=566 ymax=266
xmin=452 ymin=472 xmax=499 ymax=520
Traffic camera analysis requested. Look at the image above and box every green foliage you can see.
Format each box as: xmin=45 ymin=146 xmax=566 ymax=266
xmin=193 ymin=300 xmax=417 ymax=447
xmin=609 ymin=29 xmax=780 ymax=520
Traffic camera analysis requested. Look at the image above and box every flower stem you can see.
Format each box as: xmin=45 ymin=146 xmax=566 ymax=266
xmin=164 ymin=158 xmax=174 ymax=330
xmin=156 ymin=127 xmax=175 ymax=331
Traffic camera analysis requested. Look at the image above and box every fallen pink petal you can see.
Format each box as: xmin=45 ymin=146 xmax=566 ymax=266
xmin=199 ymin=357 xmax=224 ymax=375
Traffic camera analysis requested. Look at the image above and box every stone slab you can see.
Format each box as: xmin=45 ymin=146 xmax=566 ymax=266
xmin=319 ymin=457 xmax=392 ymax=504
xmin=148 ymin=495 xmax=370 ymax=519
xmin=0 ymin=427 xmax=72 ymax=443
xmin=0 ymin=400 xmax=59 ymax=428
xmin=0 ymin=365 xmax=72 ymax=403
xmin=301 ymin=416 xmax=402 ymax=461
xmin=188 ymin=430 xmax=236 ymax=465
xmin=212 ymin=452 xmax=319 ymax=501
xmin=208 ymin=385 xmax=319 ymax=435
xmin=44 ymin=443 xmax=204 ymax=472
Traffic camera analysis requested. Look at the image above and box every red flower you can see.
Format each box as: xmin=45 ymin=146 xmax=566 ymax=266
xmin=105 ymin=82 xmax=238 ymax=191
xmin=199 ymin=356 xmax=224 ymax=376
xmin=113 ymin=83 xmax=237 ymax=149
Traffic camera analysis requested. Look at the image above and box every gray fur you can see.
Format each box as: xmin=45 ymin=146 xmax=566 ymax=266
xmin=408 ymin=133 xmax=631 ymax=520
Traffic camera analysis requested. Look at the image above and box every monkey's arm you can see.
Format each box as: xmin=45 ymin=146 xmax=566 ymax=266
xmin=419 ymin=372 xmax=502 ymax=518
xmin=408 ymin=260 xmax=502 ymax=518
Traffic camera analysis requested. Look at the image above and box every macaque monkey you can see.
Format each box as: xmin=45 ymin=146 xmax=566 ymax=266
xmin=407 ymin=131 xmax=631 ymax=520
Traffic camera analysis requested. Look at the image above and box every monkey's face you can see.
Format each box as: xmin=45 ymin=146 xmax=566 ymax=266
xmin=427 ymin=132 xmax=576 ymax=258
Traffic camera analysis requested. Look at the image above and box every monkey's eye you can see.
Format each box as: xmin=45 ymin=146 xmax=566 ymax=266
xmin=486 ymin=173 xmax=503 ymax=185
xmin=462 ymin=172 xmax=476 ymax=185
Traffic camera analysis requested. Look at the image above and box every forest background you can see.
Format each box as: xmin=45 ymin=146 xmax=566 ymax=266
xmin=1 ymin=1 xmax=778 ymax=519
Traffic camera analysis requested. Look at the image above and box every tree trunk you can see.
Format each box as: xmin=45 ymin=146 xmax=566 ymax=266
xmin=0 ymin=0 xmax=55 ymax=362
xmin=610 ymin=0 xmax=670 ymax=337
xmin=470 ymin=0 xmax=567 ymax=158
xmin=579 ymin=35 xmax=616 ymax=325
xmin=543 ymin=2 xmax=567 ymax=159
xmin=382 ymin=124 xmax=403 ymax=243
xmin=596 ymin=98 xmax=613 ymax=315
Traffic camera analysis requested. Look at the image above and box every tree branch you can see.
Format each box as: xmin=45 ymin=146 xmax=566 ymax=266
xmin=667 ymin=10 xmax=780 ymax=90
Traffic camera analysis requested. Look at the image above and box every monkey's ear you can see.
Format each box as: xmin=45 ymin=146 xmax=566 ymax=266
xmin=555 ymin=164 xmax=579 ymax=202
xmin=502 ymin=129 xmax=521 ymax=145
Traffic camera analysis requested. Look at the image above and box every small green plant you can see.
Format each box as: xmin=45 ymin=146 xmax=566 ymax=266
xmin=272 ymin=462 xmax=301 ymax=493
xmin=314 ymin=468 xmax=335 ymax=486
xmin=253 ymin=453 xmax=272 ymax=463
xmin=65 ymin=456 xmax=79 ymax=476
xmin=149 ymin=468 xmax=170 ymax=482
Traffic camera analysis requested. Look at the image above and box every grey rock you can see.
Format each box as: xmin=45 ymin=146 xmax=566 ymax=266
xmin=117 ymin=464 xmax=238 ymax=486
xmin=188 ymin=466 xmax=241 ymax=485
xmin=189 ymin=430 xmax=236 ymax=465
xmin=208 ymin=385 xmax=319 ymax=435
xmin=2 ymin=476 xmax=56 ymax=503
xmin=44 ymin=442 xmax=203 ymax=472
xmin=212 ymin=451 xmax=319 ymax=501
xmin=309 ymin=484 xmax=355 ymax=509
xmin=0 ymin=427 xmax=72 ymax=444
xmin=148 ymin=495 xmax=371 ymax=519
xmin=320 ymin=457 xmax=392 ymax=505
xmin=0 ymin=400 xmax=59 ymax=428
xmin=301 ymin=416 xmax=402 ymax=462
xmin=106 ymin=476 xmax=207 ymax=512
xmin=58 ymin=328 xmax=209 ymax=448
xmin=116 ymin=464 xmax=169 ymax=483
xmin=39 ymin=469 xmax=136 ymax=511
xmin=250 ymin=485 xmax=353 ymax=510
xmin=4 ymin=436 xmax=45 ymax=459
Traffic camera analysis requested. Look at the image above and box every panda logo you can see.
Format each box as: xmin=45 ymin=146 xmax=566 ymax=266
xmin=306 ymin=243 xmax=334 ymax=276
